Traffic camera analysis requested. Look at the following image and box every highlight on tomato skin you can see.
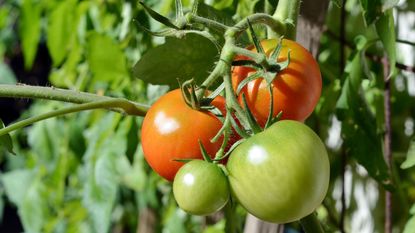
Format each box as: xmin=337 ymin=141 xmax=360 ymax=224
xmin=140 ymin=89 xmax=226 ymax=182
xmin=232 ymin=39 xmax=322 ymax=126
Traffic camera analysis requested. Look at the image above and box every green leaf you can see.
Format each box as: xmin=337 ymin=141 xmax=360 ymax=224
xmin=20 ymin=179 xmax=48 ymax=233
xmin=359 ymin=0 xmax=383 ymax=25
xmin=335 ymin=51 xmax=391 ymax=188
xmin=375 ymin=9 xmax=396 ymax=79
xmin=19 ymin=0 xmax=42 ymax=69
xmin=0 ymin=62 xmax=17 ymax=84
xmin=236 ymin=0 xmax=260 ymax=19
xmin=46 ymin=0 xmax=77 ymax=66
xmin=401 ymin=138 xmax=415 ymax=169
xmin=133 ymin=34 xmax=218 ymax=88
xmin=403 ymin=215 xmax=415 ymax=233
xmin=86 ymin=32 xmax=129 ymax=83
xmin=83 ymin=113 xmax=127 ymax=233
xmin=1 ymin=169 xmax=35 ymax=206
xmin=0 ymin=119 xmax=15 ymax=155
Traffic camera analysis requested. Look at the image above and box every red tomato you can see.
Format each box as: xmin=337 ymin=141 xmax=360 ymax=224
xmin=232 ymin=39 xmax=322 ymax=126
xmin=141 ymin=89 xmax=224 ymax=181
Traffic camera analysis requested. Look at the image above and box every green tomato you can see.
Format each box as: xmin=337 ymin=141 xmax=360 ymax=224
xmin=173 ymin=160 xmax=229 ymax=215
xmin=227 ymin=120 xmax=330 ymax=223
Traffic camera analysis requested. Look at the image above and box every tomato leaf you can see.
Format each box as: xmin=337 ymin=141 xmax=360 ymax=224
xmin=46 ymin=0 xmax=77 ymax=66
xmin=19 ymin=0 xmax=42 ymax=69
xmin=86 ymin=32 xmax=129 ymax=84
xmin=401 ymin=138 xmax=415 ymax=169
xmin=0 ymin=119 xmax=15 ymax=155
xmin=403 ymin=208 xmax=415 ymax=233
xmin=359 ymin=0 xmax=399 ymax=25
xmin=133 ymin=34 xmax=218 ymax=88
xmin=375 ymin=9 xmax=396 ymax=79
xmin=336 ymin=50 xmax=391 ymax=189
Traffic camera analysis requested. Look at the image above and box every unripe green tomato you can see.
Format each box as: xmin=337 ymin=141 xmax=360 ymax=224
xmin=227 ymin=120 xmax=330 ymax=223
xmin=173 ymin=160 xmax=230 ymax=215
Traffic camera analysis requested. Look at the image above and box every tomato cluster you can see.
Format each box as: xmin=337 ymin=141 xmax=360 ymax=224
xmin=140 ymin=39 xmax=329 ymax=223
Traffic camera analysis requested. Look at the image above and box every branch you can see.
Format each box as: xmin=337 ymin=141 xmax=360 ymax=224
xmin=0 ymin=84 xmax=149 ymax=116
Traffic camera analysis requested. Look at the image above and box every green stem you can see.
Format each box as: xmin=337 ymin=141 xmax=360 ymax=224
xmin=224 ymin=200 xmax=238 ymax=233
xmin=0 ymin=84 xmax=149 ymax=116
xmin=231 ymin=13 xmax=286 ymax=38
xmin=299 ymin=212 xmax=325 ymax=233
xmin=272 ymin=0 xmax=301 ymax=40
xmin=186 ymin=13 xmax=229 ymax=32
xmin=0 ymin=99 xmax=135 ymax=136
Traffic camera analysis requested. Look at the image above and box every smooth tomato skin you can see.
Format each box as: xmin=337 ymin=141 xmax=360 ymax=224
xmin=232 ymin=39 xmax=322 ymax=126
xmin=173 ymin=160 xmax=229 ymax=215
xmin=227 ymin=120 xmax=329 ymax=223
xmin=141 ymin=89 xmax=224 ymax=181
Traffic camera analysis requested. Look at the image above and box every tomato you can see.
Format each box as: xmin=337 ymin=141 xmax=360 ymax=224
xmin=141 ymin=89 xmax=224 ymax=181
xmin=232 ymin=39 xmax=322 ymax=126
xmin=173 ymin=160 xmax=229 ymax=215
xmin=226 ymin=120 xmax=329 ymax=223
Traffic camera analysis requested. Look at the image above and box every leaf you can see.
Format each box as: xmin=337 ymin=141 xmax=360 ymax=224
xmin=236 ymin=0 xmax=260 ymax=19
xmin=133 ymin=34 xmax=218 ymax=88
xmin=86 ymin=32 xmax=129 ymax=83
xmin=403 ymin=215 xmax=415 ymax=233
xmin=335 ymin=51 xmax=391 ymax=188
xmin=375 ymin=9 xmax=396 ymax=79
xmin=359 ymin=0 xmax=383 ymax=25
xmin=83 ymin=113 xmax=127 ymax=233
xmin=0 ymin=62 xmax=17 ymax=84
xmin=1 ymin=169 xmax=35 ymax=206
xmin=46 ymin=0 xmax=77 ymax=66
xmin=401 ymin=138 xmax=415 ymax=169
xmin=0 ymin=119 xmax=15 ymax=155
xmin=20 ymin=179 xmax=48 ymax=233
xmin=19 ymin=0 xmax=42 ymax=69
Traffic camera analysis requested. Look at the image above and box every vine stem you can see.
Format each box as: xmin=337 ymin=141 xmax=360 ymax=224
xmin=299 ymin=212 xmax=325 ymax=233
xmin=0 ymin=84 xmax=149 ymax=116
xmin=272 ymin=0 xmax=301 ymax=40
xmin=383 ymin=55 xmax=393 ymax=233
xmin=0 ymin=99 xmax=135 ymax=136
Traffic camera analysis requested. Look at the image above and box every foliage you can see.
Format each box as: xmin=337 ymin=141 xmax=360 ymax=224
xmin=0 ymin=0 xmax=414 ymax=232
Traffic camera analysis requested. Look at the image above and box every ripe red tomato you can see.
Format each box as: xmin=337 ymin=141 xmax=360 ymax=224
xmin=227 ymin=120 xmax=330 ymax=223
xmin=141 ymin=89 xmax=224 ymax=181
xmin=232 ymin=39 xmax=322 ymax=126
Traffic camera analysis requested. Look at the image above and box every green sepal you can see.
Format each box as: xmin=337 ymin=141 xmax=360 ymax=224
xmin=229 ymin=112 xmax=250 ymax=139
xmin=264 ymin=84 xmax=275 ymax=129
xmin=139 ymin=1 xmax=180 ymax=29
xmin=231 ymin=60 xmax=262 ymax=69
xmin=217 ymin=164 xmax=229 ymax=177
xmin=269 ymin=37 xmax=284 ymax=61
xmin=241 ymin=93 xmax=262 ymax=134
xmin=246 ymin=18 xmax=265 ymax=55
xmin=236 ymin=71 xmax=264 ymax=94
xmin=214 ymin=138 xmax=245 ymax=162
xmin=173 ymin=158 xmax=195 ymax=163
xmin=199 ymin=139 xmax=213 ymax=163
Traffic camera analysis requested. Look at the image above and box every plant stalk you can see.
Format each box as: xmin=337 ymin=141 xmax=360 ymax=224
xmin=0 ymin=84 xmax=148 ymax=116
xmin=0 ymin=99 xmax=136 ymax=136
xmin=271 ymin=0 xmax=301 ymax=40
xmin=299 ymin=212 xmax=325 ymax=233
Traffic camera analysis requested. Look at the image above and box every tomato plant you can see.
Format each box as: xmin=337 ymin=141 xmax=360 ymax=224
xmin=141 ymin=89 xmax=224 ymax=181
xmin=173 ymin=160 xmax=229 ymax=215
xmin=226 ymin=120 xmax=330 ymax=223
xmin=232 ymin=39 xmax=322 ymax=126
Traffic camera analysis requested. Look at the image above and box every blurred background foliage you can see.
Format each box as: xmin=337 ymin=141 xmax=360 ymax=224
xmin=0 ymin=0 xmax=414 ymax=232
